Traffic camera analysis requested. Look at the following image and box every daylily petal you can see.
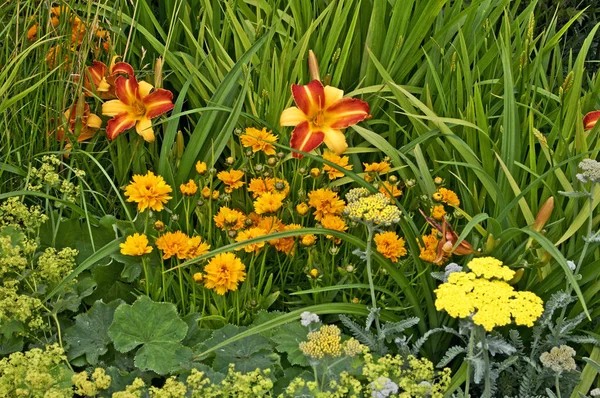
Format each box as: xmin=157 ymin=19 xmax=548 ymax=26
xmin=324 ymin=85 xmax=344 ymax=110
xmin=97 ymin=78 xmax=111 ymax=92
xmin=322 ymin=127 xmax=348 ymax=155
xmin=143 ymin=88 xmax=174 ymax=119
xmin=290 ymin=121 xmax=324 ymax=159
xmin=280 ymin=106 xmax=308 ymax=126
xmin=77 ymin=128 xmax=97 ymax=142
xmin=88 ymin=61 xmax=107 ymax=87
xmin=87 ymin=113 xmax=102 ymax=129
xmin=291 ymin=80 xmax=324 ymax=117
xmin=138 ymin=81 xmax=154 ymax=98
xmin=106 ymin=112 xmax=137 ymax=140
xmin=584 ymin=111 xmax=600 ymax=130
xmin=326 ymin=97 xmax=371 ymax=129
xmin=102 ymin=99 xmax=131 ymax=117
xmin=135 ymin=117 xmax=155 ymax=142
xmin=111 ymin=61 xmax=134 ymax=77
xmin=115 ymin=76 xmax=140 ymax=106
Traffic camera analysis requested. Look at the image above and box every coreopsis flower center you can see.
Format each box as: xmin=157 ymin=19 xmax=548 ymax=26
xmin=312 ymin=110 xmax=325 ymax=127
xmin=132 ymin=101 xmax=146 ymax=117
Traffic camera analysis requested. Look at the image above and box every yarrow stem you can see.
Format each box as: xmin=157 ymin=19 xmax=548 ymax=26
xmin=365 ymin=224 xmax=381 ymax=336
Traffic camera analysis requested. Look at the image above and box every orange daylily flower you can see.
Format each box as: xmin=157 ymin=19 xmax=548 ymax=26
xmin=584 ymin=111 xmax=600 ymax=130
xmin=55 ymin=103 xmax=102 ymax=151
xmin=84 ymin=57 xmax=134 ymax=99
xmin=420 ymin=209 xmax=473 ymax=265
xmin=280 ymin=79 xmax=370 ymax=158
xmin=101 ymin=76 xmax=174 ymax=142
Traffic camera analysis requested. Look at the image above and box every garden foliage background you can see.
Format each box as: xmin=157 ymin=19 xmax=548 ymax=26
xmin=2 ymin=0 xmax=600 ymax=397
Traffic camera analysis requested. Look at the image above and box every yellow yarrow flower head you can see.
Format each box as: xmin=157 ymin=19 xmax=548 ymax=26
xmin=179 ymin=179 xmax=198 ymax=196
xmin=254 ymin=192 xmax=285 ymax=215
xmin=344 ymin=190 xmax=402 ymax=226
xmin=203 ymin=252 xmax=246 ymax=295
xmin=120 ymin=233 xmax=152 ymax=256
xmin=299 ymin=324 xmax=342 ymax=360
xmin=374 ymin=231 xmax=407 ymax=262
xmin=240 ymin=127 xmax=278 ymax=155
xmin=322 ymin=151 xmax=352 ymax=180
xmin=434 ymin=257 xmax=543 ymax=331
xmin=217 ymin=169 xmax=245 ymax=193
xmin=124 ymin=171 xmax=173 ymax=212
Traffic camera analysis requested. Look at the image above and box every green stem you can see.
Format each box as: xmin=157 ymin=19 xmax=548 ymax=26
xmin=142 ymin=256 xmax=150 ymax=297
xmin=365 ymin=224 xmax=381 ymax=335
xmin=481 ymin=327 xmax=492 ymax=398
xmin=465 ymin=328 xmax=475 ymax=398
xmin=555 ymin=372 xmax=562 ymax=398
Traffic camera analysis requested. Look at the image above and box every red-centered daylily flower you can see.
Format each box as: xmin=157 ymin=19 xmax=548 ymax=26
xmin=56 ymin=103 xmax=102 ymax=152
xmin=101 ymin=76 xmax=174 ymax=142
xmin=583 ymin=111 xmax=600 ymax=130
xmin=84 ymin=56 xmax=134 ymax=99
xmin=420 ymin=209 xmax=474 ymax=265
xmin=280 ymin=79 xmax=370 ymax=158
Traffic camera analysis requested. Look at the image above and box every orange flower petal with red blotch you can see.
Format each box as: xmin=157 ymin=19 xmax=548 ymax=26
xmin=291 ymin=80 xmax=324 ymax=116
xmin=584 ymin=111 xmax=600 ymax=130
xmin=143 ymin=89 xmax=174 ymax=119
xmin=290 ymin=121 xmax=325 ymax=159
xmin=114 ymin=76 xmax=140 ymax=106
xmin=106 ymin=112 xmax=136 ymax=140
xmin=111 ymin=62 xmax=134 ymax=76
xmin=327 ymin=98 xmax=371 ymax=129
xmin=84 ymin=61 xmax=107 ymax=93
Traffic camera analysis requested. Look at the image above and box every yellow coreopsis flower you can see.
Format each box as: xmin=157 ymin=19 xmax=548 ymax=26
xmin=379 ymin=182 xmax=402 ymax=199
xmin=203 ymin=252 xmax=246 ymax=295
xmin=180 ymin=179 xmax=198 ymax=196
xmin=418 ymin=230 xmax=441 ymax=265
xmin=254 ymin=192 xmax=285 ymax=215
xmin=235 ymin=227 xmax=268 ymax=253
xmin=217 ymin=169 xmax=245 ymax=193
xmin=320 ymin=214 xmax=347 ymax=244
xmin=124 ymin=171 xmax=173 ymax=212
xmin=307 ymin=188 xmax=345 ymax=221
xmin=155 ymin=231 xmax=190 ymax=260
xmin=374 ymin=231 xmax=407 ymax=262
xmin=240 ymin=127 xmax=278 ymax=155
xmin=431 ymin=205 xmax=446 ymax=221
xmin=270 ymin=224 xmax=302 ymax=255
xmin=185 ymin=236 xmax=210 ymax=259
xmin=213 ymin=207 xmax=246 ymax=231
xmin=322 ymin=151 xmax=352 ymax=180
xmin=120 ymin=233 xmax=153 ymax=256
xmin=437 ymin=187 xmax=460 ymax=207
xmin=195 ymin=161 xmax=208 ymax=175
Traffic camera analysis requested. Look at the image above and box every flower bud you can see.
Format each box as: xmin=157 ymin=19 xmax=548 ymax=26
xmin=226 ymin=156 xmax=235 ymax=165
xmin=267 ymin=157 xmax=277 ymax=166
xmin=308 ymin=50 xmax=320 ymax=81
xmin=532 ymin=196 xmax=554 ymax=232
xmin=434 ymin=176 xmax=443 ymax=185
xmin=296 ymin=203 xmax=309 ymax=215
xmin=193 ymin=272 xmax=203 ymax=283
xmin=176 ymin=131 xmax=184 ymax=160
xmin=509 ymin=268 xmax=524 ymax=285
xmin=309 ymin=268 xmax=319 ymax=278
xmin=388 ymin=175 xmax=398 ymax=184
xmin=346 ymin=264 xmax=354 ymax=273
xmin=154 ymin=220 xmax=165 ymax=231
xmin=405 ymin=179 xmax=416 ymax=188
xmin=228 ymin=230 xmax=238 ymax=239
xmin=432 ymin=192 xmax=443 ymax=202
xmin=352 ymin=297 xmax=359 ymax=304
xmin=310 ymin=168 xmax=321 ymax=178
xmin=154 ymin=57 xmax=163 ymax=88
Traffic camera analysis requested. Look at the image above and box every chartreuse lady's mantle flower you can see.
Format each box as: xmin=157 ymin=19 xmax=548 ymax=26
xmin=102 ymin=75 xmax=174 ymax=141
xmin=124 ymin=171 xmax=173 ymax=212
xmin=435 ymin=257 xmax=544 ymax=331
xmin=203 ymin=252 xmax=246 ymax=295
xmin=120 ymin=233 xmax=152 ymax=256
xmin=280 ymin=79 xmax=371 ymax=158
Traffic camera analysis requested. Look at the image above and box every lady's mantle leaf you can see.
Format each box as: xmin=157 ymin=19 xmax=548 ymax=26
xmin=108 ymin=296 xmax=191 ymax=374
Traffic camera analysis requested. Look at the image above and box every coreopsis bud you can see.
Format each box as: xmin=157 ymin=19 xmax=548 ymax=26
xmin=154 ymin=220 xmax=165 ymax=231
xmin=532 ymin=197 xmax=554 ymax=232
xmin=193 ymin=273 xmax=203 ymax=283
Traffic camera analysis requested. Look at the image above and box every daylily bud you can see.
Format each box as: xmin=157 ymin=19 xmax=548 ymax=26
xmin=509 ymin=268 xmax=524 ymax=285
xmin=584 ymin=111 xmax=600 ymax=131
xmin=484 ymin=233 xmax=500 ymax=254
xmin=532 ymin=197 xmax=554 ymax=232
xmin=74 ymin=95 xmax=86 ymax=137
xmin=176 ymin=131 xmax=184 ymax=160
xmin=154 ymin=57 xmax=163 ymax=88
xmin=308 ymin=50 xmax=320 ymax=82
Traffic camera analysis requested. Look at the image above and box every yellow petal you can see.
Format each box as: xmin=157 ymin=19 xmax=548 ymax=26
xmin=102 ymin=100 xmax=130 ymax=117
xmin=322 ymin=127 xmax=347 ymax=155
xmin=87 ymin=113 xmax=102 ymax=129
xmin=135 ymin=117 xmax=155 ymax=142
xmin=324 ymin=86 xmax=344 ymax=109
xmin=280 ymin=106 xmax=307 ymax=126
xmin=97 ymin=77 xmax=111 ymax=92
xmin=138 ymin=81 xmax=154 ymax=98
